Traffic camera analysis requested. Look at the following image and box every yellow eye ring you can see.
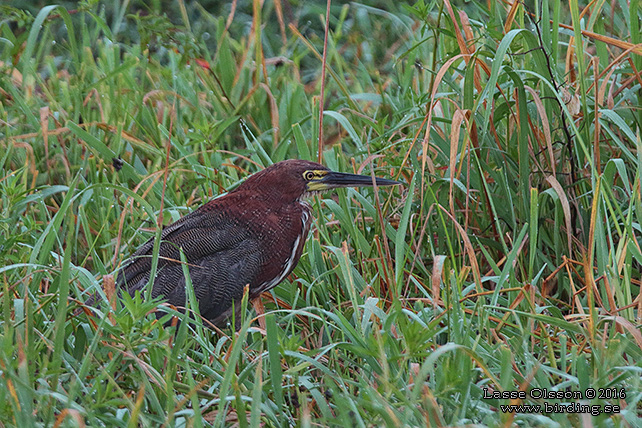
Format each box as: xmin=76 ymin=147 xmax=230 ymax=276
xmin=304 ymin=171 xmax=315 ymax=181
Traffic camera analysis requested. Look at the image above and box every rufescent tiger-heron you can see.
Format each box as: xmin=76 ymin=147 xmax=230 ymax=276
xmin=84 ymin=159 xmax=400 ymax=328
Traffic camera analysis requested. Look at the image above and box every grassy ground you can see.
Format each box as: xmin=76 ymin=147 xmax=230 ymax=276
xmin=1 ymin=0 xmax=641 ymax=426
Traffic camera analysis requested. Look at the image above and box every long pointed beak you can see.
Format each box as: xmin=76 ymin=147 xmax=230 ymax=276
xmin=317 ymin=171 xmax=401 ymax=190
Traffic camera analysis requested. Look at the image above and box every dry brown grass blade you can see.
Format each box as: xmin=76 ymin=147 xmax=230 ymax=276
xmin=584 ymin=178 xmax=603 ymax=339
xmin=602 ymin=316 xmax=642 ymax=351
xmin=458 ymin=11 xmax=484 ymax=91
xmin=496 ymin=282 xmax=531 ymax=332
xmin=458 ymin=11 xmax=475 ymax=50
xmin=251 ymin=0 xmax=264 ymax=85
xmin=601 ymin=275 xmax=618 ymax=319
xmin=416 ymin=53 xmax=471 ymax=204
xmin=448 ymin=109 xmax=467 ymax=217
xmin=443 ymin=0 xmax=497 ymax=92
xmin=563 ymin=256 xmax=585 ymax=316
xmin=142 ymin=89 xmax=193 ymax=109
xmin=102 ymin=274 xmax=116 ymax=310
xmin=565 ymin=37 xmax=577 ymax=85
xmin=224 ymin=0 xmax=237 ymax=32
xmin=442 ymin=0 xmax=470 ymax=56
xmin=520 ymin=4 xmax=642 ymax=55
xmin=40 ymin=106 xmax=49 ymax=161
xmin=439 ymin=205 xmax=482 ymax=293
xmin=627 ymin=57 xmax=642 ymax=90
xmin=82 ymin=88 xmax=105 ymax=122
xmin=53 ymin=409 xmax=85 ymax=428
xmin=11 ymin=141 xmax=37 ymax=189
xmin=585 ymin=44 xmax=642 ymax=99
xmin=503 ymin=0 xmax=520 ymax=34
xmin=102 ymin=274 xmax=117 ymax=325
xmin=273 ymin=0 xmax=287 ymax=46
xmin=545 ymin=176 xmax=573 ymax=257
xmin=431 ymin=256 xmax=446 ymax=309
xmin=3 ymin=367 xmax=20 ymax=415
xmin=252 ymin=298 xmax=267 ymax=330
xmin=525 ymin=87 xmax=555 ymax=175
xmin=638 ymin=286 xmax=642 ymax=325
xmin=557 ymin=23 xmax=642 ymax=56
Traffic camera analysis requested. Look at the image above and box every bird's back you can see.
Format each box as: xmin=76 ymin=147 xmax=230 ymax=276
xmin=118 ymin=189 xmax=310 ymax=326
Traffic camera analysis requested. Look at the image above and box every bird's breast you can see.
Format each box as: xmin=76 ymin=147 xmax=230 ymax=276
xmin=249 ymin=201 xmax=312 ymax=296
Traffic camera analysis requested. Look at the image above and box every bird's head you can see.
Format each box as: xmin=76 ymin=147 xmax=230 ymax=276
xmin=237 ymin=159 xmax=400 ymax=203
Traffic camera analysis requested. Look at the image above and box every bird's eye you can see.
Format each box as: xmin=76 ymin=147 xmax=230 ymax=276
xmin=304 ymin=171 xmax=315 ymax=181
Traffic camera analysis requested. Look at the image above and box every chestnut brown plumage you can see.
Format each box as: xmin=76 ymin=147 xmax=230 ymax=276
xmin=89 ymin=160 xmax=399 ymax=327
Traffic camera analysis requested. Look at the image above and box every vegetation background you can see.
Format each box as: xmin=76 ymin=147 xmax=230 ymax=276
xmin=1 ymin=0 xmax=641 ymax=426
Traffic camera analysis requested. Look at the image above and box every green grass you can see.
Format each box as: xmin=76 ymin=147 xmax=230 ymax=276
xmin=1 ymin=0 xmax=641 ymax=426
